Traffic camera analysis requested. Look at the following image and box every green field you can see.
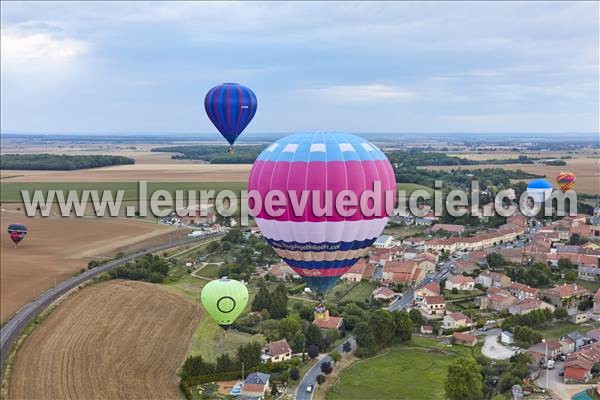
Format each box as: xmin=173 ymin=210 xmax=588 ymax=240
xmin=535 ymin=320 xmax=600 ymax=339
xmin=325 ymin=281 xmax=377 ymax=303
xmin=197 ymin=263 xmax=221 ymax=279
xmin=326 ymin=337 xmax=480 ymax=400
xmin=397 ymin=182 xmax=434 ymax=196
xmin=0 ymin=181 xmax=247 ymax=203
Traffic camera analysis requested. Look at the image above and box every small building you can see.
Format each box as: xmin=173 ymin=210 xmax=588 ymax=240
xmin=373 ymin=234 xmax=394 ymax=248
xmin=564 ymin=332 xmax=586 ymax=351
xmin=509 ymin=298 xmax=555 ymax=316
xmin=442 ymin=312 xmax=473 ymax=330
xmin=445 ymin=275 xmax=475 ymax=291
xmin=578 ymin=266 xmax=600 ymax=281
xmin=500 ymin=331 xmax=514 ymax=345
xmin=263 ymin=339 xmax=292 ymax=363
xmin=542 ymin=283 xmax=590 ymax=308
xmin=372 ymin=286 xmax=396 ymax=301
xmin=414 ymin=282 xmax=440 ymax=302
xmin=593 ymin=289 xmax=600 ymax=315
xmin=508 ymin=282 xmax=538 ymax=300
xmin=341 ymin=259 xmax=369 ymax=282
xmin=569 ymin=313 xmax=590 ymax=325
xmin=430 ymin=224 xmax=465 ymax=235
xmin=313 ymin=309 xmax=344 ymax=331
xmin=587 ymin=328 xmax=600 ymax=342
xmin=420 ymin=325 xmax=434 ymax=335
xmin=420 ymin=295 xmax=446 ymax=319
xmin=452 ymin=332 xmax=477 ymax=347
xmin=240 ymin=372 xmax=271 ymax=398
xmin=528 ymin=340 xmax=562 ymax=361
xmin=269 ymin=263 xmax=300 ymax=281
xmin=476 ymin=271 xmax=512 ymax=289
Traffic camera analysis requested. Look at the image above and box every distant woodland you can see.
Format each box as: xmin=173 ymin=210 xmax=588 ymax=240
xmin=1 ymin=154 xmax=135 ymax=170
xmin=151 ymin=145 xmax=265 ymax=164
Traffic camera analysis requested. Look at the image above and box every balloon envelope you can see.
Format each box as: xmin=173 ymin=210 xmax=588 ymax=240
xmin=556 ymin=172 xmax=576 ymax=192
xmin=7 ymin=223 xmax=27 ymax=245
xmin=200 ymin=278 xmax=249 ymax=328
xmin=248 ymin=133 xmax=396 ymax=296
xmin=204 ymin=83 xmax=257 ymax=145
xmin=527 ymin=179 xmax=553 ymax=204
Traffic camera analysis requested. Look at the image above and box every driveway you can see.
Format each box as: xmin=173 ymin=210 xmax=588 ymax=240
xmin=296 ymin=337 xmax=355 ymax=400
xmin=481 ymin=331 xmax=515 ymax=360
xmin=536 ymin=361 xmax=592 ymax=400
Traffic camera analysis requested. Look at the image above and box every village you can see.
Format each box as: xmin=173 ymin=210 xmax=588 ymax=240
xmin=162 ymin=198 xmax=600 ymax=400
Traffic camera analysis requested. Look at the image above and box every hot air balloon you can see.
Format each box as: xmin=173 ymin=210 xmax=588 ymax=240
xmin=556 ymin=172 xmax=576 ymax=192
xmin=7 ymin=223 xmax=27 ymax=247
xmin=200 ymin=277 xmax=248 ymax=329
xmin=204 ymin=83 xmax=257 ymax=152
xmin=248 ymin=133 xmax=396 ymax=298
xmin=527 ymin=179 xmax=553 ymax=204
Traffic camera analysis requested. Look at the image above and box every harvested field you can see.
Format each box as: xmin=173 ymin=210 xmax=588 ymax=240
xmin=9 ymin=280 xmax=201 ymax=400
xmin=422 ymin=157 xmax=600 ymax=194
xmin=0 ymin=163 xmax=252 ymax=182
xmin=0 ymin=212 xmax=185 ymax=321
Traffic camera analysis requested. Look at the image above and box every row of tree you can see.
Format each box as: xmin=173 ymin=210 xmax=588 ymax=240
xmin=180 ymin=342 xmax=263 ymax=379
xmin=108 ymin=254 xmax=169 ymax=283
xmin=1 ymin=154 xmax=134 ymax=170
xmin=354 ymin=309 xmax=413 ymax=357
xmin=151 ymin=145 xmax=264 ymax=164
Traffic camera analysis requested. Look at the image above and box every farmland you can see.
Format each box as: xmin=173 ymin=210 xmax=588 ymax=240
xmin=0 ymin=213 xmax=184 ymax=321
xmin=8 ymin=280 xmax=201 ymax=400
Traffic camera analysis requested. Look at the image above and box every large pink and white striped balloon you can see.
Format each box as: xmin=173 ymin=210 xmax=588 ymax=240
xmin=248 ymin=133 xmax=396 ymax=295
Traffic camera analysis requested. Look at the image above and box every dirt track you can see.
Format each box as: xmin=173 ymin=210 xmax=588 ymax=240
xmin=9 ymin=280 xmax=201 ymax=400
xmin=0 ymin=213 xmax=184 ymax=321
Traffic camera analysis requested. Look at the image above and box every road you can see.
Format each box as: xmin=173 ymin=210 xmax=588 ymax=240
xmin=296 ymin=337 xmax=356 ymax=400
xmin=0 ymin=232 xmax=224 ymax=377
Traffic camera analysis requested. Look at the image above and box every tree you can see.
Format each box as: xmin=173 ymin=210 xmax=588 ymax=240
xmin=252 ymin=286 xmax=271 ymax=312
xmin=181 ymin=355 xmax=215 ymax=379
xmin=408 ymin=308 xmax=424 ymax=325
xmin=289 ymin=367 xmax=300 ymax=381
xmin=343 ymin=341 xmax=352 ymax=353
xmin=237 ymin=342 xmax=262 ymax=369
xmin=554 ymin=307 xmax=568 ymax=320
xmin=316 ymin=374 xmax=326 ymax=384
xmin=307 ymin=344 xmax=319 ymax=359
xmin=279 ymin=314 xmax=302 ymax=341
xmin=486 ymin=253 xmax=505 ymax=269
xmin=445 ymin=357 xmax=483 ymax=400
xmin=565 ymin=270 xmax=577 ymax=283
xmin=321 ymin=361 xmax=333 ymax=375
xmin=452 ymin=287 xmax=459 ymax=294
xmin=306 ymin=324 xmax=323 ymax=348
xmin=393 ymin=311 xmax=413 ymax=343
xmin=270 ymin=284 xmax=289 ymax=319
xmin=354 ymin=322 xmax=376 ymax=356
xmin=369 ymin=310 xmax=396 ymax=347
xmin=330 ymin=350 xmax=342 ymax=363
xmin=558 ymin=257 xmax=575 ymax=271
xmin=290 ymin=330 xmax=306 ymax=354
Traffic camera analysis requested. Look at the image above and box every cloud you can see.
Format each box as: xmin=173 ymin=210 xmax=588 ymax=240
xmin=300 ymin=84 xmax=417 ymax=103
xmin=1 ymin=27 xmax=88 ymax=68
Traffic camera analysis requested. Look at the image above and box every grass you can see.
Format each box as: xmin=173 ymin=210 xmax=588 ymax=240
xmin=198 ymin=263 xmax=221 ymax=279
xmin=324 ymin=281 xmax=376 ymax=304
xmin=188 ymin=315 xmax=264 ymax=363
xmin=535 ymin=320 xmax=600 ymax=339
xmin=0 ymin=181 xmax=247 ymax=203
xmin=325 ymin=336 xmax=482 ymax=400
xmin=575 ymin=279 xmax=600 ymax=292
xmin=397 ymin=182 xmax=434 ymax=196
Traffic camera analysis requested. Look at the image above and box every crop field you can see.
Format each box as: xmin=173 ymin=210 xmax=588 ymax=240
xmin=423 ymin=156 xmax=599 ymax=194
xmin=0 ymin=212 xmax=183 ymax=321
xmin=9 ymin=280 xmax=201 ymax=400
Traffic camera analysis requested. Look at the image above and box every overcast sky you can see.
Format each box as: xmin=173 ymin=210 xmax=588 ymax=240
xmin=1 ymin=1 xmax=598 ymax=135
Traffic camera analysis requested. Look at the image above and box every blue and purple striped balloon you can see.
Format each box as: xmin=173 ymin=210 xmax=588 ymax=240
xmin=204 ymin=83 xmax=257 ymax=145
xmin=248 ymin=133 xmax=396 ymax=296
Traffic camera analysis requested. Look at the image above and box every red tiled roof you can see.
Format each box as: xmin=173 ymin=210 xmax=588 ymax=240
xmin=423 ymin=295 xmax=445 ymax=305
xmin=313 ymin=316 xmax=343 ymax=330
xmin=264 ymin=339 xmax=291 ymax=357
xmin=453 ymin=332 xmax=477 ymax=343
xmin=448 ymin=275 xmax=474 ymax=285
xmin=564 ymin=367 xmax=588 ymax=381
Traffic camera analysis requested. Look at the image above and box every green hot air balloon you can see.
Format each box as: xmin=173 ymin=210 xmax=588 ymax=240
xmin=200 ymin=277 xmax=248 ymax=328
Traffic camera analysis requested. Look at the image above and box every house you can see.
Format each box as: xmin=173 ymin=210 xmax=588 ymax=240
xmin=509 ymin=298 xmax=554 ymax=315
xmin=263 ymin=339 xmax=292 ymax=363
xmin=413 ymin=254 xmax=437 ymax=275
xmin=420 ymin=325 xmax=434 ymax=335
xmin=508 ymin=282 xmax=538 ymax=300
xmin=579 ymin=266 xmax=600 ymax=281
xmin=442 ymin=312 xmax=473 ymax=330
xmin=564 ymin=360 xmax=593 ymax=384
xmin=382 ymin=260 xmax=425 ymax=285
xmin=564 ymin=332 xmax=586 ymax=351
xmin=445 ymin=275 xmax=475 ymax=291
xmin=528 ymin=340 xmax=562 ymax=361
xmin=372 ymin=287 xmax=396 ymax=301
xmin=240 ymin=372 xmax=270 ymax=398
xmin=450 ymin=260 xmax=479 ymax=274
xmin=587 ymin=328 xmax=600 ymax=342
xmin=414 ymin=282 xmax=440 ymax=302
xmin=420 ymin=295 xmax=446 ymax=319
xmin=452 ymin=332 xmax=477 ymax=347
xmin=569 ymin=313 xmax=590 ymax=325
xmin=559 ymin=337 xmax=575 ymax=355
xmin=487 ymin=287 xmax=518 ymax=311
xmin=373 ymin=234 xmax=394 ymax=248
xmin=313 ymin=309 xmax=343 ymax=331
xmin=342 ymin=259 xmax=369 ymax=282
xmin=269 ymin=263 xmax=300 ymax=281
xmin=403 ymin=237 xmax=425 ymax=247
xmin=476 ymin=271 xmax=511 ymax=288
xmin=594 ymin=289 xmax=600 ymax=315
xmin=430 ymin=224 xmax=465 ymax=235
xmin=542 ymin=283 xmax=590 ymax=308
xmin=501 ymin=331 xmax=514 ymax=345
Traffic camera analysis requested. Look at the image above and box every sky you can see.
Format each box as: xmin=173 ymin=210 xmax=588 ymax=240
xmin=1 ymin=1 xmax=598 ymax=135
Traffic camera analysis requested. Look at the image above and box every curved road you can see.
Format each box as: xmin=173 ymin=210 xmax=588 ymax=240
xmin=0 ymin=232 xmax=224 ymax=376
xmin=296 ymin=337 xmax=355 ymax=400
